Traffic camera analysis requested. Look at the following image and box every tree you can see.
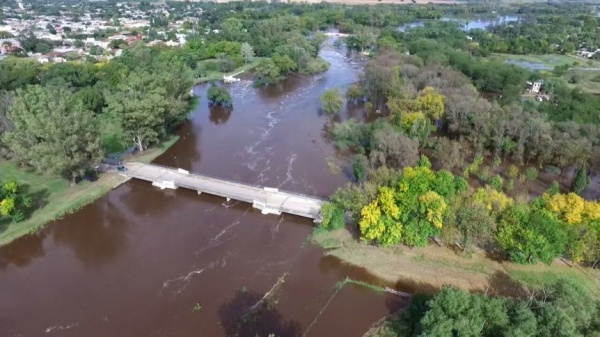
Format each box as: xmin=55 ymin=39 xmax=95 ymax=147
xmin=320 ymin=202 xmax=345 ymax=230
xmin=309 ymin=32 xmax=327 ymax=57
xmin=445 ymin=194 xmax=495 ymax=251
xmin=571 ymin=165 xmax=590 ymax=194
xmin=319 ymin=89 xmax=343 ymax=116
xmin=254 ymin=59 xmax=282 ymax=87
xmin=0 ymin=180 xmax=31 ymax=222
xmin=109 ymin=39 xmax=127 ymax=49
xmin=415 ymin=86 xmax=445 ymax=120
xmin=370 ymin=127 xmax=419 ymax=169
xmin=346 ymin=84 xmax=364 ymax=103
xmin=207 ymin=84 xmax=232 ymax=106
xmin=241 ymin=42 xmax=254 ymax=64
xmin=496 ymin=204 xmax=569 ymax=264
xmin=419 ymin=287 xmax=509 ymax=337
xmin=272 ymin=53 xmax=297 ymax=74
xmin=352 ymin=154 xmax=368 ymax=182
xmin=3 ymin=86 xmax=102 ymax=184
xmin=105 ymin=71 xmax=168 ymax=152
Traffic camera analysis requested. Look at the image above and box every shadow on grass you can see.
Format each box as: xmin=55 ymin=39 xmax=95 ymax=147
xmin=487 ymin=270 xmax=527 ymax=298
xmin=19 ymin=183 xmax=51 ymax=220
xmin=218 ymin=288 xmax=302 ymax=337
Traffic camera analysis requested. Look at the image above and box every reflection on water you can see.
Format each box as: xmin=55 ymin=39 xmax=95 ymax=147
xmin=399 ymin=15 xmax=520 ymax=32
xmin=0 ymin=40 xmax=407 ymax=337
xmin=209 ymin=105 xmax=233 ymax=125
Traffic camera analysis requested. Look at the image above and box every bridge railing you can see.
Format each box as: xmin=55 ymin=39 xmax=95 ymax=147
xmin=136 ymin=163 xmax=326 ymax=203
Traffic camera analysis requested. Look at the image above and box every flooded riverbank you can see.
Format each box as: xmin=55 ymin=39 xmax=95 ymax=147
xmin=0 ymin=42 xmax=408 ymax=336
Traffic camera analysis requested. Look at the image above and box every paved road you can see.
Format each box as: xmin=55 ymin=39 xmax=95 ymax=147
xmin=124 ymin=162 xmax=324 ymax=221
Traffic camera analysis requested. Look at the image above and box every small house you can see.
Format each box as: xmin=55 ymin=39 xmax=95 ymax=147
xmin=526 ymin=80 xmax=544 ymax=94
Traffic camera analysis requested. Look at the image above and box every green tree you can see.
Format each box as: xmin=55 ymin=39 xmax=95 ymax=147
xmin=308 ymin=32 xmax=327 ymax=57
xmin=254 ymin=59 xmax=282 ymax=87
xmin=346 ymin=84 xmax=364 ymax=103
xmin=320 ymin=202 xmax=345 ymax=230
xmin=419 ymin=286 xmax=509 ymax=337
xmin=207 ymin=84 xmax=232 ymax=106
xmin=105 ymin=71 xmax=168 ymax=152
xmin=241 ymin=42 xmax=254 ymax=64
xmin=496 ymin=204 xmax=569 ymax=264
xmin=352 ymin=154 xmax=368 ymax=182
xmin=571 ymin=165 xmax=590 ymax=195
xmin=3 ymin=86 xmax=102 ymax=184
xmin=319 ymin=89 xmax=343 ymax=116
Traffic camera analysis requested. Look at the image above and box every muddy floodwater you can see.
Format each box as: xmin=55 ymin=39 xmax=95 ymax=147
xmin=0 ymin=42 xmax=408 ymax=336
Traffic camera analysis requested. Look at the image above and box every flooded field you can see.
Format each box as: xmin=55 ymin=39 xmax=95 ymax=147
xmin=0 ymin=42 xmax=409 ymax=337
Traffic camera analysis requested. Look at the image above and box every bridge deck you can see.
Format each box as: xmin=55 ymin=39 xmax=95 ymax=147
xmin=124 ymin=162 xmax=324 ymax=222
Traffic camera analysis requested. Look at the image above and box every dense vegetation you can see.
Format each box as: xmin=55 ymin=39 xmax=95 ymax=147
xmin=372 ymin=279 xmax=600 ymax=337
xmin=0 ymin=46 xmax=193 ymax=183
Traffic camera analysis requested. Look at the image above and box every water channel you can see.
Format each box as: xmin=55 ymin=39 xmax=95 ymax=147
xmin=398 ymin=15 xmax=520 ymax=32
xmin=0 ymin=41 xmax=407 ymax=336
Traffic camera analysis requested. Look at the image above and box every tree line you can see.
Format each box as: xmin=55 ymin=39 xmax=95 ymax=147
xmin=319 ymin=50 xmax=599 ymax=268
xmin=0 ymin=45 xmax=193 ymax=184
xmin=373 ymin=278 xmax=600 ymax=337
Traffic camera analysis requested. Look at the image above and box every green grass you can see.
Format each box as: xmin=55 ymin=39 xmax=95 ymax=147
xmin=493 ymin=53 xmax=600 ymax=68
xmin=0 ymin=161 xmax=127 ymax=246
xmin=194 ymin=57 xmax=264 ymax=84
xmin=0 ymin=136 xmax=180 ymax=246
xmin=507 ymin=267 xmax=600 ymax=297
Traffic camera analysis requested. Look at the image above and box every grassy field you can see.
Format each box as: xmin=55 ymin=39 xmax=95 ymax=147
xmin=0 ymin=135 xmax=180 ymax=246
xmin=194 ymin=57 xmax=264 ymax=84
xmin=494 ymin=53 xmax=600 ymax=69
xmin=312 ymin=227 xmax=600 ymax=297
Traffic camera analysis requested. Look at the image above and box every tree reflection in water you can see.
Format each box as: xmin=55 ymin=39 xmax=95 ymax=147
xmin=209 ymin=106 xmax=233 ymax=125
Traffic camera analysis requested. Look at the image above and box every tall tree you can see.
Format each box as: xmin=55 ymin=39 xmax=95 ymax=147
xmin=3 ymin=86 xmax=102 ymax=184
xmin=105 ymin=71 xmax=168 ymax=152
xmin=319 ymin=89 xmax=343 ymax=116
xmin=241 ymin=42 xmax=255 ymax=64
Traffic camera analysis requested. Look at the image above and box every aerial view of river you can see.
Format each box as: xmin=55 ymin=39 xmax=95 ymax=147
xmin=0 ymin=40 xmax=407 ymax=336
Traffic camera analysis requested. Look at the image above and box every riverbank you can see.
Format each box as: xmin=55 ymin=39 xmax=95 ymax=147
xmin=312 ymin=227 xmax=600 ymax=297
xmin=0 ymin=135 xmax=180 ymax=247
xmin=194 ymin=58 xmax=264 ymax=84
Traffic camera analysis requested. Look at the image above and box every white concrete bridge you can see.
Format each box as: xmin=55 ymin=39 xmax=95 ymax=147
xmin=123 ymin=162 xmax=324 ymax=222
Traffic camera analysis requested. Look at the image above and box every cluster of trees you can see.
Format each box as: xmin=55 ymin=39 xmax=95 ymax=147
xmin=320 ymin=50 xmax=600 ymax=268
xmin=0 ymin=45 xmax=193 ymax=183
xmin=379 ymin=279 xmax=600 ymax=337
xmin=324 ymin=158 xmax=600 ymax=267
xmin=0 ymin=180 xmax=31 ymax=223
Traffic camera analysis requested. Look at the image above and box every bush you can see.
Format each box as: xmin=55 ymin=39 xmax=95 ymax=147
xmin=478 ymin=167 xmax=491 ymax=182
xmin=207 ymin=84 xmax=232 ymax=106
xmin=507 ymin=164 xmax=519 ymax=178
xmin=320 ymin=202 xmax=345 ymax=230
xmin=490 ymin=174 xmax=503 ymax=192
xmin=525 ymin=167 xmax=538 ymax=181
xmin=302 ymin=58 xmax=330 ymax=74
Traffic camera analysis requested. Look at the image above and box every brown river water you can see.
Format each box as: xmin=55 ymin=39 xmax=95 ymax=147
xmin=0 ymin=42 xmax=408 ymax=336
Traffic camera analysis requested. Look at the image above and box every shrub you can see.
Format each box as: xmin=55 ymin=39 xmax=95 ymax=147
xmin=320 ymin=202 xmax=345 ymax=230
xmin=478 ymin=167 xmax=491 ymax=182
xmin=507 ymin=164 xmax=519 ymax=178
xmin=490 ymin=174 xmax=503 ymax=192
xmin=525 ymin=167 xmax=538 ymax=181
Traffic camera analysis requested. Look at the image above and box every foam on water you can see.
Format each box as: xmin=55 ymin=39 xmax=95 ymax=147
xmin=45 ymin=323 xmax=78 ymax=334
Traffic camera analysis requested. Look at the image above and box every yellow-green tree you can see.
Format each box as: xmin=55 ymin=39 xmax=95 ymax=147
xmin=358 ymin=159 xmax=464 ymax=247
xmin=415 ymin=86 xmax=445 ymax=120
xmin=359 ymin=186 xmax=402 ymax=245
